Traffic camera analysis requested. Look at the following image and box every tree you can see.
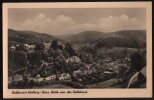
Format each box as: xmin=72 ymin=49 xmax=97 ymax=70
xmin=64 ymin=43 xmax=76 ymax=57
xmin=8 ymin=50 xmax=15 ymax=63
xmin=16 ymin=44 xmax=25 ymax=51
xmin=130 ymin=52 xmax=146 ymax=71
xmin=34 ymin=43 xmax=45 ymax=51
xmin=50 ymin=40 xmax=59 ymax=50
xmin=8 ymin=50 xmax=16 ymax=72
xmin=8 ymin=41 xmax=17 ymax=47
xmin=14 ymin=51 xmax=27 ymax=66
xmin=58 ymin=44 xmax=64 ymax=51
xmin=27 ymin=51 xmax=42 ymax=66
xmin=47 ymin=48 xmax=55 ymax=57
xmin=132 ymin=39 xmax=141 ymax=51
xmin=41 ymin=51 xmax=49 ymax=61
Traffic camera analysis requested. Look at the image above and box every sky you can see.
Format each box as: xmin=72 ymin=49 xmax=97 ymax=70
xmin=8 ymin=8 xmax=146 ymax=35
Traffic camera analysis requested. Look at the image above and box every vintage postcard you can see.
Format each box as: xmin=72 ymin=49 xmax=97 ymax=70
xmin=3 ymin=2 xmax=152 ymax=98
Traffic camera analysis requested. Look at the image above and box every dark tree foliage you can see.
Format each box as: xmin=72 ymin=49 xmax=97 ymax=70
xmin=16 ymin=44 xmax=25 ymax=51
xmin=58 ymin=44 xmax=64 ymax=51
xmin=27 ymin=51 xmax=42 ymax=66
xmin=80 ymin=46 xmax=97 ymax=54
xmin=41 ymin=51 xmax=49 ymax=61
xmin=14 ymin=51 xmax=27 ymax=66
xmin=8 ymin=29 xmax=59 ymax=44
xmin=8 ymin=50 xmax=15 ymax=62
xmin=47 ymin=48 xmax=55 ymax=57
xmin=18 ymin=34 xmax=30 ymax=38
xmin=130 ymin=52 xmax=146 ymax=71
xmin=47 ymin=48 xmax=63 ymax=60
xmin=66 ymin=62 xmax=76 ymax=80
xmin=50 ymin=40 xmax=59 ymax=50
xmin=27 ymin=40 xmax=34 ymax=45
xmin=95 ymin=37 xmax=146 ymax=49
xmin=64 ymin=43 xmax=76 ymax=57
xmin=34 ymin=43 xmax=45 ymax=51
xmin=8 ymin=41 xmax=17 ymax=47
xmin=9 ymin=36 xmax=27 ymax=43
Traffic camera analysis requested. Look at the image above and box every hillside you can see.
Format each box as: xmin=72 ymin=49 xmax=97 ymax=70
xmin=8 ymin=29 xmax=62 ymax=44
xmin=95 ymin=37 xmax=146 ymax=48
xmin=68 ymin=30 xmax=146 ymax=42
xmin=108 ymin=30 xmax=146 ymax=42
xmin=68 ymin=31 xmax=106 ymax=42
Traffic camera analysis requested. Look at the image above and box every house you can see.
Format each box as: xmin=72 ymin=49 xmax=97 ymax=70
xmin=37 ymin=78 xmax=44 ymax=82
xmin=51 ymin=75 xmax=56 ymax=80
xmin=16 ymin=44 xmax=20 ymax=46
xmin=66 ymin=56 xmax=81 ymax=63
xmin=105 ymin=67 xmax=114 ymax=72
xmin=33 ymin=77 xmax=44 ymax=82
xmin=77 ymin=78 xmax=82 ymax=82
xmin=104 ymin=71 xmax=113 ymax=75
xmin=33 ymin=74 xmax=56 ymax=82
xmin=45 ymin=76 xmax=51 ymax=80
xmin=24 ymin=44 xmax=36 ymax=52
xmin=44 ymin=42 xmax=51 ymax=47
xmin=83 ymin=64 xmax=97 ymax=75
xmin=44 ymin=42 xmax=51 ymax=50
xmin=13 ymin=74 xmax=23 ymax=82
xmin=73 ymin=70 xmax=84 ymax=77
xmin=36 ymin=74 xmax=41 ymax=79
xmin=24 ymin=44 xmax=29 ymax=47
xmin=10 ymin=46 xmax=16 ymax=51
xmin=28 ymin=45 xmax=35 ymax=51
xmin=58 ymin=73 xmax=71 ymax=81
xmin=45 ymin=75 xmax=56 ymax=80
xmin=27 ymin=77 xmax=33 ymax=81
xmin=83 ymin=69 xmax=93 ymax=75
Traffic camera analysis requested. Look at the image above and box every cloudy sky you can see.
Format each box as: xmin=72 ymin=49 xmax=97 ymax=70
xmin=8 ymin=8 xmax=146 ymax=35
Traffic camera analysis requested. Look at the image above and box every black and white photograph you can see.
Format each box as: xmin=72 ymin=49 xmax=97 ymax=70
xmin=3 ymin=2 xmax=152 ymax=98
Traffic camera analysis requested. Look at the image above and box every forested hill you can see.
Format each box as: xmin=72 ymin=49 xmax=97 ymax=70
xmin=95 ymin=36 xmax=146 ymax=49
xmin=108 ymin=30 xmax=146 ymax=42
xmin=8 ymin=29 xmax=62 ymax=44
xmin=68 ymin=30 xmax=146 ymax=42
xmin=68 ymin=31 xmax=106 ymax=42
